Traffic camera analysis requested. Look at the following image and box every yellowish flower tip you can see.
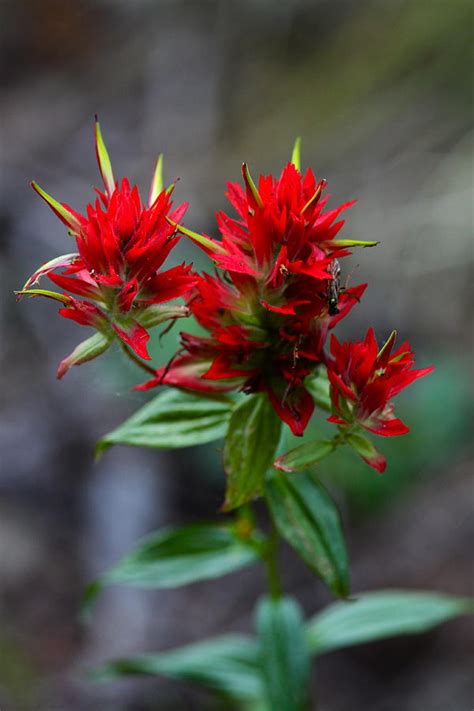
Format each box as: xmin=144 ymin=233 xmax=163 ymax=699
xmin=242 ymin=163 xmax=263 ymax=207
xmin=31 ymin=181 xmax=81 ymax=233
xmin=149 ymin=154 xmax=164 ymax=207
xmin=94 ymin=115 xmax=115 ymax=197
xmin=166 ymin=218 xmax=227 ymax=255
xmin=291 ymin=136 xmax=302 ymax=172
xmin=377 ymin=330 xmax=397 ymax=361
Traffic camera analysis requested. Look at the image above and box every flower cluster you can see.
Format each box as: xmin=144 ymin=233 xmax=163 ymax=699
xmin=18 ymin=127 xmax=433 ymax=468
xmin=138 ymin=159 xmax=372 ymax=435
xmin=326 ymin=328 xmax=433 ymax=470
xmin=18 ymin=120 xmax=196 ymax=377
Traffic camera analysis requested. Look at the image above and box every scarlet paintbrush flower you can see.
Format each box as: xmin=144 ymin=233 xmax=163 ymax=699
xmin=17 ymin=119 xmax=196 ymax=378
xmin=139 ymin=149 xmax=374 ymax=435
xmin=326 ymin=328 xmax=434 ymax=471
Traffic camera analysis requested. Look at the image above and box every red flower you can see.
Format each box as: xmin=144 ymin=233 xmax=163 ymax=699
xmin=326 ymin=328 xmax=434 ymax=470
xmin=139 ymin=157 xmax=372 ymax=435
xmin=18 ymin=119 xmax=196 ymax=377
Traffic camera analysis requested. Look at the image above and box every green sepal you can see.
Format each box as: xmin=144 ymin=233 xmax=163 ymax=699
xmin=136 ymin=303 xmax=189 ymax=329
xmin=305 ymin=368 xmax=331 ymax=411
xmin=57 ymin=331 xmax=112 ymax=379
xmin=346 ymin=432 xmax=378 ymax=459
xmin=274 ymin=439 xmax=334 ymax=472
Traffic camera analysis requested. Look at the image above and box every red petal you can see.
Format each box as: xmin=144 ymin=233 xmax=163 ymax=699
xmin=48 ymin=272 xmax=101 ymax=299
xmin=135 ymin=355 xmax=237 ymax=392
xmin=112 ymin=320 xmax=151 ymax=360
xmin=267 ymin=385 xmax=314 ymax=436
xmin=364 ymin=417 xmax=410 ymax=437
xmin=361 ymin=449 xmax=387 ymax=473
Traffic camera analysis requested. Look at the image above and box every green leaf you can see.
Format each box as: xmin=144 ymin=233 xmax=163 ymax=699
xmin=256 ymin=596 xmax=311 ymax=711
xmin=90 ymin=633 xmax=262 ymax=701
xmin=223 ymin=395 xmax=282 ymax=511
xmin=306 ymin=590 xmax=474 ymax=655
xmin=96 ymin=389 xmax=232 ymax=455
xmin=274 ymin=439 xmax=334 ymax=472
xmin=84 ymin=523 xmax=263 ymax=612
xmin=266 ymin=471 xmax=349 ymax=597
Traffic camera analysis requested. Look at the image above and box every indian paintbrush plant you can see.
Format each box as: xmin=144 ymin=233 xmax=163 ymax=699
xmin=17 ymin=121 xmax=471 ymax=710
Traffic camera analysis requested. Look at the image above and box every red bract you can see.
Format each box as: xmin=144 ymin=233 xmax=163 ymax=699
xmin=138 ymin=158 xmax=371 ymax=435
xmin=326 ymin=328 xmax=434 ymax=470
xmin=18 ymin=120 xmax=196 ymax=377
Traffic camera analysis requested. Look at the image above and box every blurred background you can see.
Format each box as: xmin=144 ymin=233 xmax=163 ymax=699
xmin=0 ymin=0 xmax=473 ymax=709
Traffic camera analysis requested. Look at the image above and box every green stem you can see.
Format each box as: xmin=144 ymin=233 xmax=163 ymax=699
xmin=119 ymin=341 xmax=156 ymax=376
xmin=264 ymin=520 xmax=282 ymax=599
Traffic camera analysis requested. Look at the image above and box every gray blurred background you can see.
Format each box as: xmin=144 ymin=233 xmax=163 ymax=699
xmin=0 ymin=1 xmax=473 ymax=709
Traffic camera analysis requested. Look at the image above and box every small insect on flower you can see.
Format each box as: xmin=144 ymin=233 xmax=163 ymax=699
xmin=327 ymin=259 xmax=341 ymax=315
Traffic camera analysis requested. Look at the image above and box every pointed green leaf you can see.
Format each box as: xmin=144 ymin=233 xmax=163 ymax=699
xmin=148 ymin=153 xmax=164 ymax=206
xmin=256 ymin=596 xmax=310 ymax=711
xmin=306 ymin=590 xmax=474 ymax=655
xmin=266 ymin=471 xmax=349 ymax=597
xmin=346 ymin=432 xmax=379 ymax=460
xmin=96 ymin=389 xmax=233 ymax=455
xmin=84 ymin=523 xmax=263 ymax=611
xmin=31 ymin=181 xmax=82 ymax=233
xmin=274 ymin=439 xmax=334 ymax=472
xmin=136 ymin=303 xmax=189 ymax=329
xmin=290 ymin=137 xmax=302 ymax=172
xmin=89 ymin=634 xmax=262 ymax=700
xmin=94 ymin=117 xmax=115 ymax=196
xmin=222 ymin=395 xmax=282 ymax=511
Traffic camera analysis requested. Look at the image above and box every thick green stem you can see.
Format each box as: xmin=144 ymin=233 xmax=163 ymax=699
xmin=264 ymin=521 xmax=282 ymax=599
xmin=119 ymin=341 xmax=156 ymax=376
